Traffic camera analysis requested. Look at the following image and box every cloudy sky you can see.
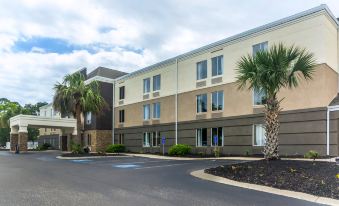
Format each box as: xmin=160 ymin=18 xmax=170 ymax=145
xmin=0 ymin=0 xmax=338 ymax=105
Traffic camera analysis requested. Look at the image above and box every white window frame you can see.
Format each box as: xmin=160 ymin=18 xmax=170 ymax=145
xmin=143 ymin=104 xmax=151 ymax=120
xmin=196 ymin=128 xmax=208 ymax=147
xmin=252 ymin=41 xmax=268 ymax=57
xmin=211 ymin=91 xmax=224 ymax=111
xmin=253 ymin=88 xmax=266 ymax=106
xmin=211 ymin=127 xmax=224 ymax=146
xmin=252 ymin=124 xmax=266 ymax=146
xmin=196 ymin=60 xmax=207 ymax=80
xmin=143 ymin=132 xmax=151 ymax=147
xmin=86 ymin=112 xmax=92 ymax=125
xmin=143 ymin=78 xmax=150 ymax=94
xmin=152 ymin=102 xmax=161 ymax=119
xmin=151 ymin=131 xmax=160 ymax=147
xmin=196 ymin=94 xmax=207 ymax=113
xmin=211 ymin=55 xmax=223 ymax=77
xmin=153 ymin=75 xmax=161 ymax=92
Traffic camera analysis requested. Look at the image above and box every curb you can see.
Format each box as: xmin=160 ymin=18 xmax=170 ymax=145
xmin=56 ymin=155 xmax=131 ymax=160
xmin=121 ymin=153 xmax=263 ymax=161
xmin=191 ymin=169 xmax=339 ymax=206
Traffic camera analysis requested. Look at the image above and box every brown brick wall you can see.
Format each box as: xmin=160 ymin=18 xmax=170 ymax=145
xmin=10 ymin=133 xmax=18 ymax=152
xmin=84 ymin=130 xmax=112 ymax=152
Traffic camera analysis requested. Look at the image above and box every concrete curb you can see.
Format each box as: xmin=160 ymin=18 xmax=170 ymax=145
xmin=121 ymin=153 xmax=263 ymax=161
xmin=191 ymin=169 xmax=339 ymax=206
xmin=56 ymin=155 xmax=131 ymax=160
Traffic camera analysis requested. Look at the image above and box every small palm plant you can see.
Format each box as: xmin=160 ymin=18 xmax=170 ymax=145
xmin=53 ymin=72 xmax=106 ymax=145
xmin=236 ymin=43 xmax=315 ymax=160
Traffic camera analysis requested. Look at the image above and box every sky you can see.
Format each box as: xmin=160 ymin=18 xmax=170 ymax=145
xmin=0 ymin=0 xmax=339 ymax=105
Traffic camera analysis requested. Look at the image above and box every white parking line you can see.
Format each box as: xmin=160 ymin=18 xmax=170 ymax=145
xmin=134 ymin=163 xmax=191 ymax=170
xmin=121 ymin=160 xmax=174 ymax=164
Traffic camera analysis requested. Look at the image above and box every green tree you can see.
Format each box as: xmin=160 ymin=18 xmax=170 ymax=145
xmin=236 ymin=43 xmax=315 ymax=160
xmin=53 ymin=72 xmax=106 ymax=145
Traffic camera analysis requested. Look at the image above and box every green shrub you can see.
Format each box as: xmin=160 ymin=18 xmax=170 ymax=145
xmin=168 ymin=144 xmax=191 ymax=156
xmin=304 ymin=150 xmax=319 ymax=160
xmin=214 ymin=147 xmax=220 ymax=157
xmin=36 ymin=143 xmax=52 ymax=151
xmin=71 ymin=142 xmax=83 ymax=154
xmin=106 ymin=144 xmax=125 ymax=153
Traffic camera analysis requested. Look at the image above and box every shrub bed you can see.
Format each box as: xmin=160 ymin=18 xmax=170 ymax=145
xmin=168 ymin=144 xmax=191 ymax=156
xmin=106 ymin=144 xmax=125 ymax=153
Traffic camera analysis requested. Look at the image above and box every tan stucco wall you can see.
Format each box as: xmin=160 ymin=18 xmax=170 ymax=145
xmin=115 ymin=11 xmax=338 ymax=108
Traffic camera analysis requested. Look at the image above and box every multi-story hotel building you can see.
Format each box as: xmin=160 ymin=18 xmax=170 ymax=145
xmin=112 ymin=5 xmax=339 ymax=156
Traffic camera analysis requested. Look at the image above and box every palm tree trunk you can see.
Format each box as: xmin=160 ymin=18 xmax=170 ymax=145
xmin=263 ymin=96 xmax=280 ymax=160
xmin=75 ymin=104 xmax=82 ymax=146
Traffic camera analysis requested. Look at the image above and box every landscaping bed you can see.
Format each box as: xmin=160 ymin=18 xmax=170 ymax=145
xmin=205 ymin=160 xmax=339 ymax=199
xmin=61 ymin=153 xmax=125 ymax=157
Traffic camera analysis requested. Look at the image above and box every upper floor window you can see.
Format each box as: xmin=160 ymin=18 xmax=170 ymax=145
xmin=196 ymin=60 xmax=207 ymax=80
xmin=119 ymin=110 xmax=125 ymax=123
xmin=211 ymin=91 xmax=223 ymax=111
xmin=86 ymin=112 xmax=92 ymax=125
xmin=197 ymin=94 xmax=207 ymax=113
xmin=196 ymin=128 xmax=207 ymax=147
xmin=253 ymin=124 xmax=266 ymax=146
xmin=143 ymin=78 xmax=150 ymax=94
xmin=153 ymin=75 xmax=161 ymax=91
xmin=143 ymin=104 xmax=151 ymax=120
xmin=153 ymin=102 xmax=161 ymax=119
xmin=212 ymin=55 xmax=223 ymax=76
xmin=119 ymin=86 xmax=125 ymax=100
xmin=252 ymin=41 xmax=268 ymax=56
xmin=253 ymin=88 xmax=266 ymax=105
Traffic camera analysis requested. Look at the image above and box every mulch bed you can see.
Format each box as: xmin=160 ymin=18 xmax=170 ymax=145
xmin=61 ymin=153 xmax=125 ymax=157
xmin=205 ymin=160 xmax=339 ymax=199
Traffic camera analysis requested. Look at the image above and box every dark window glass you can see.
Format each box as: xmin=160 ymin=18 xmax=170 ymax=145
xmin=119 ymin=86 xmax=125 ymax=100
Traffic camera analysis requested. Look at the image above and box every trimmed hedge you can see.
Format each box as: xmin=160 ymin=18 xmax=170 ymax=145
xmin=106 ymin=144 xmax=125 ymax=153
xmin=168 ymin=144 xmax=191 ymax=156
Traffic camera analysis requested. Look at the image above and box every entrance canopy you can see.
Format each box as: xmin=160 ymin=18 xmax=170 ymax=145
xmin=9 ymin=115 xmax=77 ymax=152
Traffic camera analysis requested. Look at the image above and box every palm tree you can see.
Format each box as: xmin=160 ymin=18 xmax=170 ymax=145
xmin=53 ymin=72 xmax=106 ymax=145
xmin=236 ymin=43 xmax=315 ymax=160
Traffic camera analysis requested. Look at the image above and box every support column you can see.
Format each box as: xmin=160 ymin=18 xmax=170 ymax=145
xmin=10 ymin=127 xmax=18 ymax=152
xmin=18 ymin=126 xmax=28 ymax=152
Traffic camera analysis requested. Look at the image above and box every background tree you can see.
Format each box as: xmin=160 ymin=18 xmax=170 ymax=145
xmin=53 ymin=72 xmax=106 ymax=145
xmin=0 ymin=98 xmax=47 ymax=145
xmin=236 ymin=43 xmax=315 ymax=160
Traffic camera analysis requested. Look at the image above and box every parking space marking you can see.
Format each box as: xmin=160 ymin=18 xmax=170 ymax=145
xmin=113 ymin=164 xmax=141 ymax=169
xmin=70 ymin=159 xmax=93 ymax=163
xmin=134 ymin=162 xmax=191 ymax=170
xmin=119 ymin=160 xmax=174 ymax=165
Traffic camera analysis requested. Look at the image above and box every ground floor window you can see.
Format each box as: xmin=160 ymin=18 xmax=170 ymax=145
xmin=253 ymin=124 xmax=266 ymax=146
xmin=211 ymin=127 xmax=223 ymax=146
xmin=119 ymin=134 xmax=124 ymax=144
xmin=196 ymin=128 xmax=207 ymax=146
xmin=87 ymin=134 xmax=91 ymax=146
xmin=143 ymin=132 xmax=151 ymax=147
xmin=152 ymin=132 xmax=160 ymax=147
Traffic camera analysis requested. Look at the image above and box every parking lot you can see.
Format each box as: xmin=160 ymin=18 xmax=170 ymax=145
xmin=0 ymin=151 xmax=323 ymax=206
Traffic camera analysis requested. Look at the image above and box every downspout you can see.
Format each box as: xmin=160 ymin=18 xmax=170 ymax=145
xmin=326 ymin=107 xmax=330 ymax=156
xmin=175 ymin=58 xmax=178 ymax=145
xmin=112 ymin=81 xmax=115 ymax=145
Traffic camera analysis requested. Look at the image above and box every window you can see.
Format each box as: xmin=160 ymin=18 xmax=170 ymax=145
xmin=152 ymin=132 xmax=160 ymax=147
xmin=119 ymin=86 xmax=125 ymax=100
xmin=119 ymin=134 xmax=124 ymax=144
xmin=196 ymin=128 xmax=207 ymax=146
xmin=119 ymin=110 xmax=125 ymax=123
xmin=88 ymin=134 xmax=91 ymax=145
xmin=211 ymin=127 xmax=223 ymax=146
xmin=143 ymin=104 xmax=151 ymax=120
xmin=253 ymin=88 xmax=267 ymax=105
xmin=86 ymin=112 xmax=92 ymax=125
xmin=252 ymin=41 xmax=268 ymax=56
xmin=196 ymin=60 xmax=207 ymax=80
xmin=153 ymin=75 xmax=161 ymax=91
xmin=212 ymin=55 xmax=223 ymax=76
xmin=143 ymin=78 xmax=150 ymax=93
xmin=211 ymin=91 xmax=223 ymax=111
xmin=196 ymin=94 xmax=207 ymax=113
xmin=153 ymin=102 xmax=160 ymax=119
xmin=143 ymin=132 xmax=151 ymax=147
xmin=253 ymin=124 xmax=266 ymax=146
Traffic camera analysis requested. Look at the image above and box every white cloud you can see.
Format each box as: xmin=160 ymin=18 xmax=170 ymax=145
xmin=0 ymin=0 xmax=339 ymax=104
